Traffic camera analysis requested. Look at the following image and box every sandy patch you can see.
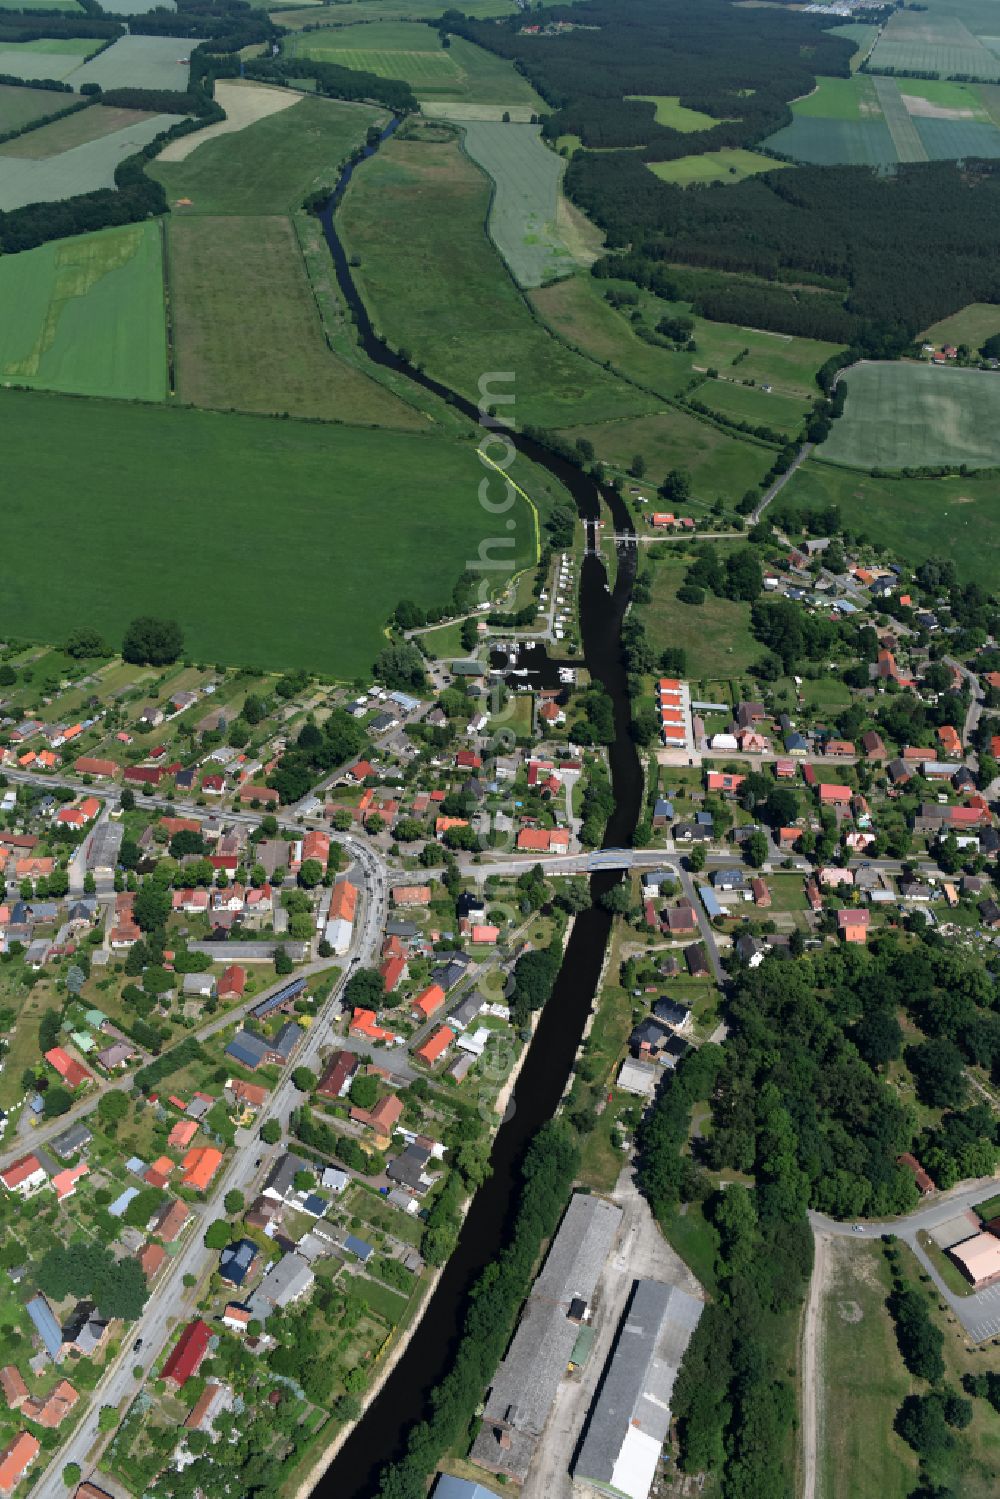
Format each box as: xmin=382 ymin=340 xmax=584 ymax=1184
xmin=157 ymin=81 xmax=302 ymax=162
xmin=901 ymin=93 xmax=978 ymax=120
xmin=420 ymin=101 xmax=537 ymax=122
xmin=953 ymin=494 xmax=976 ymax=503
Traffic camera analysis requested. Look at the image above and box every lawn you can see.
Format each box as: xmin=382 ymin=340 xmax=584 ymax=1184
xmin=625 ymin=93 xmax=720 ymax=130
xmin=558 ymin=407 xmax=774 ymax=501
xmin=696 ymin=377 xmax=810 ymax=436
xmin=0 ymin=221 xmax=166 ymax=401
xmin=0 ymin=80 xmax=73 ymax=133
xmin=70 ymin=34 xmax=198 ymax=91
xmin=647 ymin=148 xmax=787 ymax=186
xmin=639 ymin=552 xmax=761 ymax=679
xmin=0 ymin=111 xmax=179 ymax=210
xmin=819 ymin=1239 xmax=917 ymax=1499
xmin=151 ymin=93 xmax=382 ymax=214
xmin=168 ymin=213 xmax=423 ymax=427
xmin=818 ymin=360 xmax=1000 ymax=469
xmin=779 ymin=459 xmax=1000 ymax=588
xmin=339 ymin=136 xmax=652 ymax=429
xmin=0 ymin=104 xmax=160 ymax=159
xmin=459 ymin=120 xmax=578 ymax=288
xmin=0 ymin=388 xmax=546 ymax=676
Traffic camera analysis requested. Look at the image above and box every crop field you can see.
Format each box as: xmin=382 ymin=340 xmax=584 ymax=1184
xmin=340 ymin=136 xmax=653 ymax=429
xmin=284 ymin=22 xmax=460 ymax=84
xmin=168 ymin=214 xmax=423 ymax=428
xmin=794 ymin=75 xmax=881 ymax=119
xmin=696 ymin=377 xmax=810 ymax=435
xmin=151 ymin=94 xmax=381 ymax=213
xmin=0 ymin=103 xmax=158 ymax=159
xmin=0 ymin=111 xmax=179 ymax=210
xmin=819 ymin=360 xmax=1000 ymax=468
xmin=157 ymin=80 xmax=300 ymax=162
xmin=70 ymin=35 xmax=198 ymax=92
xmin=626 ymin=94 xmax=719 ymax=130
xmin=459 ymin=121 xmax=578 ymax=287
xmin=99 ymin=0 xmax=176 ymax=11
xmin=269 ymin=0 xmax=516 ymax=21
xmin=868 ymin=10 xmax=1000 ymax=79
xmin=0 ymin=81 xmax=69 ymax=133
xmin=412 ymin=35 xmax=542 ymax=105
xmin=0 ymin=0 xmax=79 ymax=8
xmin=647 ymin=148 xmax=786 ymax=185
xmin=559 ymin=407 xmax=775 ymax=499
xmin=920 ymin=301 xmax=1000 ymax=346
xmin=827 ymin=21 xmax=879 ymax=69
xmin=780 ymin=460 xmax=1000 ymax=587
xmin=872 ymin=75 xmax=929 ymax=161
xmin=0 ymin=388 xmax=546 ymax=676
xmin=915 ymin=115 xmax=1000 ymax=155
xmin=0 ymin=46 xmax=91 ymax=81
xmin=0 ymin=222 xmax=165 ymax=401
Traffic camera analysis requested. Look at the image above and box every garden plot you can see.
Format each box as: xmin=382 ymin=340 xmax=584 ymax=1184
xmin=460 ymin=121 xmax=577 ymax=287
xmin=70 ymin=34 xmax=198 ymax=91
xmin=0 ymin=111 xmax=180 ymax=209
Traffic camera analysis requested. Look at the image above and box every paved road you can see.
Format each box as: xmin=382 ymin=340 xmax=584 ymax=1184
xmin=944 ymin=653 xmax=985 ymax=762
xmin=810 ymin=1174 xmax=1000 ymax=1341
xmin=751 ymin=441 xmax=814 ymax=524
xmin=31 ymin=845 xmax=390 ymax=1499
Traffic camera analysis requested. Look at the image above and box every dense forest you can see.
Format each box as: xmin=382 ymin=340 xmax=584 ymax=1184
xmin=445 ymin=0 xmax=1000 ymax=339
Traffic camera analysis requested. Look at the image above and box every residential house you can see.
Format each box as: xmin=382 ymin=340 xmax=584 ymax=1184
xmin=162 ymin=1321 xmax=212 ymax=1390
xmin=838 ymin=908 xmax=870 ymax=944
xmin=0 ymin=1434 xmax=40 ymax=1498
xmin=317 ymin=1050 xmax=358 ymax=1101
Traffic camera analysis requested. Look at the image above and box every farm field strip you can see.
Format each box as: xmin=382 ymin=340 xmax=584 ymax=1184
xmin=0 ymin=111 xmax=181 ymax=210
xmin=460 ymin=121 xmax=577 ymax=288
xmin=0 ymin=103 xmax=161 ymax=160
xmin=819 ymin=359 xmax=1000 ymax=469
xmin=0 ymin=46 xmax=91 ymax=81
xmin=168 ymin=213 xmax=423 ymax=428
xmin=0 ymin=388 xmax=542 ymax=677
xmin=269 ymin=0 xmax=516 ymax=20
xmin=0 ymin=80 xmax=71 ymax=132
xmin=69 ymin=34 xmax=198 ymax=91
xmin=915 ymin=114 xmax=1000 ymax=155
xmin=872 ymin=75 xmax=929 ymax=160
xmin=0 ymin=221 xmax=166 ymax=401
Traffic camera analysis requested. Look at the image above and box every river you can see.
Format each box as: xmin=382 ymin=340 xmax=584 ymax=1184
xmin=315 ymin=119 xmax=644 ymax=1497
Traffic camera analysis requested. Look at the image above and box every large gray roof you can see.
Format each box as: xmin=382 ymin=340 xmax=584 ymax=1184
xmin=573 ymin=1279 xmax=704 ymax=1497
xmin=472 ymin=1193 xmax=622 ymax=1480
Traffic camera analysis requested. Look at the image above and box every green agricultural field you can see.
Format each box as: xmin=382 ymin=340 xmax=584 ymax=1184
xmin=0 ymin=111 xmax=179 ymax=210
xmin=696 ymin=377 xmax=810 ymax=436
xmin=530 ymin=272 xmax=695 ymax=398
xmin=0 ymin=81 xmax=69 ymax=133
xmin=626 ymin=93 xmax=719 ymax=130
xmin=560 ymin=407 xmax=775 ymax=500
xmin=827 ymin=21 xmax=879 ymax=70
xmin=151 ymin=94 xmax=382 ymax=213
xmin=268 ymin=0 xmax=516 ymax=22
xmin=793 ymin=74 xmax=881 ymax=120
xmin=69 ymin=34 xmax=198 ymax=91
xmin=12 ymin=37 xmax=100 ymax=56
xmin=868 ymin=9 xmax=1000 ymax=79
xmin=765 ymin=113 xmax=896 ymax=166
xmin=0 ymin=0 xmax=79 ymax=8
xmin=647 ymin=148 xmax=786 ymax=186
xmin=168 ymin=213 xmax=423 ymax=428
xmin=819 ymin=360 xmax=1000 ymax=468
xmin=639 ymin=550 xmax=761 ymax=679
xmin=779 ymin=460 xmax=1000 ymax=587
xmin=871 ymin=75 xmax=929 ymax=161
xmin=0 ymin=46 xmax=91 ymax=81
xmin=0 ymin=388 xmax=553 ymax=676
xmin=819 ymin=1240 xmax=917 ymax=1499
xmin=920 ymin=301 xmax=1000 ymax=346
xmin=0 ymin=221 xmax=166 ymax=401
xmin=0 ymin=103 xmax=160 ymax=159
xmin=897 ymin=76 xmax=990 ymax=111
xmin=913 ymin=114 xmax=1000 ymax=156
xmin=459 ymin=121 xmax=577 ymax=287
xmin=339 ymin=136 xmax=653 ymax=428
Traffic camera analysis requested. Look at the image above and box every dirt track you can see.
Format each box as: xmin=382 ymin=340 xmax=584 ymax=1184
xmin=800 ymin=1230 xmax=829 ymax=1499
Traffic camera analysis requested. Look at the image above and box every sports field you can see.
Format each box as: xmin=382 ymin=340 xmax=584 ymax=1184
xmin=868 ymin=10 xmax=1000 ymax=79
xmin=460 ymin=121 xmax=577 ymax=287
xmin=646 ymin=148 xmax=785 ymax=185
xmin=782 ymin=460 xmax=1000 ymax=586
xmin=0 ymin=388 xmax=544 ymax=676
xmin=340 ymin=136 xmax=653 ymax=429
xmin=70 ymin=35 xmax=197 ymax=92
xmin=151 ymin=94 xmax=382 ymax=213
xmin=0 ymin=111 xmax=179 ymax=210
xmin=626 ymin=94 xmax=719 ymax=130
xmin=0 ymin=81 xmax=69 ymax=133
xmin=819 ymin=360 xmax=1000 ymax=469
xmin=0 ymin=104 xmax=158 ymax=159
xmin=0 ymin=222 xmax=166 ymax=401
xmin=168 ymin=213 xmax=423 ymax=428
